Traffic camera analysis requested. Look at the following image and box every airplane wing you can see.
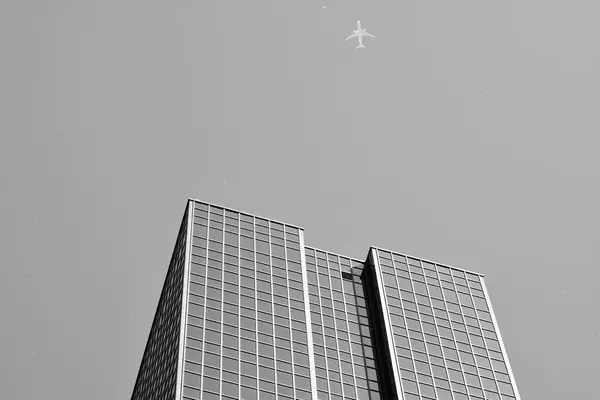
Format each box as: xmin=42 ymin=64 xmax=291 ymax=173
xmin=345 ymin=33 xmax=356 ymax=41
xmin=364 ymin=32 xmax=375 ymax=38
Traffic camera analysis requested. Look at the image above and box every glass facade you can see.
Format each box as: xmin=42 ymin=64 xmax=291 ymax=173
xmin=131 ymin=200 xmax=520 ymax=400
xmin=182 ymin=202 xmax=312 ymax=400
xmin=371 ymin=248 xmax=517 ymax=400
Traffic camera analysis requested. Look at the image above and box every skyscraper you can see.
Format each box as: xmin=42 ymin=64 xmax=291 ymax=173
xmin=131 ymin=199 xmax=521 ymax=400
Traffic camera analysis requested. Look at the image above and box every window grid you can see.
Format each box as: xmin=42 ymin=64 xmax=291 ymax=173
xmin=435 ymin=265 xmax=483 ymax=400
xmin=459 ymin=271 xmax=504 ymax=399
xmin=449 ymin=270 xmax=489 ymax=399
xmin=180 ymin=204 xmax=194 ymax=400
xmin=154 ymin=202 xmax=518 ymax=400
xmin=183 ymin=205 xmax=208 ymax=400
xmin=183 ymin=208 xmax=309 ymax=400
xmin=325 ymin=255 xmax=346 ymax=399
xmin=198 ymin=206 xmax=212 ymax=396
xmin=268 ymin=221 xmax=280 ymax=397
xmin=337 ymin=255 xmax=360 ymax=399
xmin=266 ymin=222 xmax=278 ymax=397
xmin=418 ymin=259 xmax=460 ymax=400
xmin=399 ymin=255 xmax=441 ymax=400
xmin=309 ymin=249 xmax=332 ymax=398
xmin=378 ymin=249 xmax=423 ymax=399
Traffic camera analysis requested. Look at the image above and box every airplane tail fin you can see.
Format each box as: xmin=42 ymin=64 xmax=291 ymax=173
xmin=356 ymin=44 xmax=366 ymax=49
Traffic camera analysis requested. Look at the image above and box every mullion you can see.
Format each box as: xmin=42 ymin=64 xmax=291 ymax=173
xmin=299 ymin=241 xmax=319 ymax=400
xmin=479 ymin=278 xmax=521 ymax=400
xmin=253 ymin=216 xmax=260 ymax=399
xmin=219 ymin=207 xmax=225 ymax=398
xmin=235 ymin=213 xmax=241 ymax=399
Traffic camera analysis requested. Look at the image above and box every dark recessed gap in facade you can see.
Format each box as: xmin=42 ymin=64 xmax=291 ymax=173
xmin=341 ymin=271 xmax=353 ymax=280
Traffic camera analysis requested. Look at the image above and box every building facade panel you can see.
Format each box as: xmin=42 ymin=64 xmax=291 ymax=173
xmin=372 ymin=248 xmax=519 ymax=400
xmin=181 ymin=201 xmax=312 ymax=400
xmin=131 ymin=200 xmax=520 ymax=400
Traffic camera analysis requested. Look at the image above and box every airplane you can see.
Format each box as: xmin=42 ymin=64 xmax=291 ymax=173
xmin=345 ymin=20 xmax=375 ymax=49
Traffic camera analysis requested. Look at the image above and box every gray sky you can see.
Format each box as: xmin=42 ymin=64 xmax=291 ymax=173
xmin=2 ymin=1 xmax=599 ymax=399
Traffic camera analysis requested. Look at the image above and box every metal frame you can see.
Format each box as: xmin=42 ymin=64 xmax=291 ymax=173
xmin=237 ymin=212 xmax=242 ymax=399
xmin=480 ymin=277 xmax=522 ymax=400
xmin=175 ymin=200 xmax=194 ymax=400
xmin=299 ymin=232 xmax=320 ymax=400
xmin=372 ymin=246 xmax=484 ymax=278
xmin=304 ymin=244 xmax=365 ymax=264
xmin=188 ymin=198 xmax=303 ymax=230
xmin=253 ymin=215 xmax=260 ymax=399
xmin=198 ymin=205 xmax=212 ymax=396
xmin=219 ymin=208 xmax=225 ymax=398
xmin=370 ymin=248 xmax=404 ymax=399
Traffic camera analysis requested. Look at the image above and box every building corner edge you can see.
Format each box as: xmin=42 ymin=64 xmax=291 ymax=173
xmin=299 ymin=231 xmax=319 ymax=400
xmin=480 ymin=277 xmax=522 ymax=400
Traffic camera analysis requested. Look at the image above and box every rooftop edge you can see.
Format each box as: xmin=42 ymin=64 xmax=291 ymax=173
xmin=371 ymin=246 xmax=485 ymax=278
xmin=188 ymin=199 xmax=485 ymax=278
xmin=189 ymin=198 xmax=304 ymax=230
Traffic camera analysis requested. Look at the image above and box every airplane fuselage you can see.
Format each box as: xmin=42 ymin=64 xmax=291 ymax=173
xmin=354 ymin=20 xmax=365 ymax=36
xmin=346 ymin=20 xmax=374 ymax=49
